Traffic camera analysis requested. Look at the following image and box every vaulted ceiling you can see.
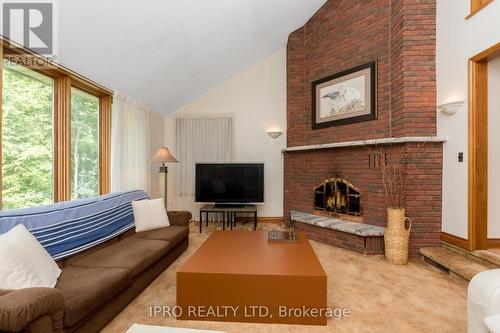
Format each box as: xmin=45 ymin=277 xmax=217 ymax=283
xmin=57 ymin=0 xmax=326 ymax=115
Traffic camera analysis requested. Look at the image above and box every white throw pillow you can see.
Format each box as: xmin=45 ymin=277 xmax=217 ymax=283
xmin=132 ymin=198 xmax=170 ymax=232
xmin=0 ymin=224 xmax=62 ymax=290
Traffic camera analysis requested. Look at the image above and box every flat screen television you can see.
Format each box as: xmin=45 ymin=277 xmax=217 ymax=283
xmin=195 ymin=163 xmax=264 ymax=204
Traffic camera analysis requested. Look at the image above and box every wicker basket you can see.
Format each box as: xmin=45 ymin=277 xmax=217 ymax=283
xmin=384 ymin=208 xmax=412 ymax=265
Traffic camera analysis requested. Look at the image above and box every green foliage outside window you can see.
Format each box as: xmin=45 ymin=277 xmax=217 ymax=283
xmin=70 ymin=88 xmax=99 ymax=200
xmin=1 ymin=66 xmax=100 ymax=210
xmin=1 ymin=66 xmax=54 ymax=210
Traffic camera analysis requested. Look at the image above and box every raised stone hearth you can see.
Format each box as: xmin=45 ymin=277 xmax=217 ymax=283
xmin=291 ymin=211 xmax=385 ymax=255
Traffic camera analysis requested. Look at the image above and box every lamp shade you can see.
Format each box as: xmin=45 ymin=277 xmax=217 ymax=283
xmin=150 ymin=147 xmax=179 ymax=163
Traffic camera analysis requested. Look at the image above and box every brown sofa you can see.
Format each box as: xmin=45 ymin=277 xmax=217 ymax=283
xmin=0 ymin=211 xmax=192 ymax=333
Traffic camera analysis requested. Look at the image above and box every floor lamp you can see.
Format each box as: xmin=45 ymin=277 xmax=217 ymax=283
xmin=151 ymin=147 xmax=179 ymax=210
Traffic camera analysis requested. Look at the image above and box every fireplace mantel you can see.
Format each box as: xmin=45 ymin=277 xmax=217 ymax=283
xmin=282 ymin=136 xmax=447 ymax=153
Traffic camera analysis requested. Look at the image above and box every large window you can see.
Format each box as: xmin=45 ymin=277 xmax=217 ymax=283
xmin=71 ymin=88 xmax=99 ymax=199
xmin=1 ymin=65 xmax=53 ymax=209
xmin=0 ymin=40 xmax=113 ymax=211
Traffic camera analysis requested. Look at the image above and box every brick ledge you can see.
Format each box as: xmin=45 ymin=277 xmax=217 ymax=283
xmin=282 ymin=136 xmax=447 ymax=153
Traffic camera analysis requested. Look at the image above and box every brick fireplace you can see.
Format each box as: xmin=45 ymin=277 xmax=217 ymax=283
xmin=283 ymin=0 xmax=443 ymax=256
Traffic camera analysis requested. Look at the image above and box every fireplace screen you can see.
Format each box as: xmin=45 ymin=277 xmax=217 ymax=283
xmin=314 ymin=178 xmax=361 ymax=216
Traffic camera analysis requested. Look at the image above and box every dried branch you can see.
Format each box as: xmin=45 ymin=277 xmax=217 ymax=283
xmin=374 ymin=145 xmax=409 ymax=209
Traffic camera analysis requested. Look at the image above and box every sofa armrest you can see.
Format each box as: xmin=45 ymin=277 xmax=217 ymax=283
xmin=485 ymin=314 xmax=500 ymax=333
xmin=0 ymin=288 xmax=64 ymax=333
xmin=167 ymin=211 xmax=192 ymax=227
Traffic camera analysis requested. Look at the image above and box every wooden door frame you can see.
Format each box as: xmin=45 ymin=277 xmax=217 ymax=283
xmin=468 ymin=43 xmax=500 ymax=250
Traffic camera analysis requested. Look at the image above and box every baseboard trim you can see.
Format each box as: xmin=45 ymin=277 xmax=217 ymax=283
xmin=233 ymin=216 xmax=283 ymax=224
xmin=440 ymin=233 xmax=500 ymax=250
xmin=258 ymin=217 xmax=283 ymax=224
xmin=487 ymin=239 xmax=500 ymax=248
xmin=194 ymin=217 xmax=284 ymax=225
xmin=441 ymin=232 xmax=470 ymax=250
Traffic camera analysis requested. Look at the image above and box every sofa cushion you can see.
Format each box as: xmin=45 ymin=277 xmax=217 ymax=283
xmin=68 ymin=238 xmax=171 ymax=278
xmin=132 ymin=226 xmax=188 ymax=248
xmin=132 ymin=198 xmax=170 ymax=232
xmin=55 ymin=266 xmax=129 ymax=327
xmin=0 ymin=224 xmax=61 ymax=289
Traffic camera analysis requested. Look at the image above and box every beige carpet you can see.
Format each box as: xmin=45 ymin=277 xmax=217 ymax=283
xmin=101 ymin=222 xmax=467 ymax=333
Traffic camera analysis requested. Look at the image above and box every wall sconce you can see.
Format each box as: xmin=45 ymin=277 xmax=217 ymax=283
xmin=438 ymin=101 xmax=464 ymax=115
xmin=267 ymin=131 xmax=283 ymax=139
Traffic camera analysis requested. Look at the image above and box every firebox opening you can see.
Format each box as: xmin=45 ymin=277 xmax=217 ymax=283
xmin=314 ymin=178 xmax=362 ymax=218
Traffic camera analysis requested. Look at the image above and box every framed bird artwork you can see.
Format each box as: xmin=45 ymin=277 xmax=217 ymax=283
xmin=312 ymin=61 xmax=377 ymax=129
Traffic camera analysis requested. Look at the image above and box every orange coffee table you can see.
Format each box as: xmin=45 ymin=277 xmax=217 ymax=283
xmin=177 ymin=231 xmax=327 ymax=325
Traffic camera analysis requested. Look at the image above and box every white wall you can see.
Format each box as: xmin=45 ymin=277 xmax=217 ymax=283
xmin=488 ymin=57 xmax=500 ymax=237
xmin=164 ymin=49 xmax=286 ymax=218
xmin=437 ymin=0 xmax=500 ymax=238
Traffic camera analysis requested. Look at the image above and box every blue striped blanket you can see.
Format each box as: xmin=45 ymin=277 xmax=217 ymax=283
xmin=0 ymin=190 xmax=149 ymax=260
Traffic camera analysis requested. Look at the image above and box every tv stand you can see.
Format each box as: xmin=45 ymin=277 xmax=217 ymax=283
xmin=199 ymin=204 xmax=257 ymax=233
xmin=214 ymin=204 xmax=245 ymax=208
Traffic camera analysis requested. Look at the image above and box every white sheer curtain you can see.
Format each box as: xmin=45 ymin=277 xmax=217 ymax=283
xmin=175 ymin=115 xmax=235 ymax=214
xmin=111 ymin=92 xmax=151 ymax=193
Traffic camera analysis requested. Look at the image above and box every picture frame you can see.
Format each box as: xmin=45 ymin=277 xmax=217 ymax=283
xmin=312 ymin=61 xmax=377 ymax=129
